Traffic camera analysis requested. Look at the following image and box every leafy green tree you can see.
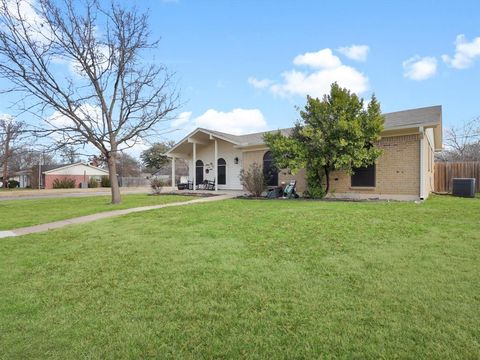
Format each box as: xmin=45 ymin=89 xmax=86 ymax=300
xmin=140 ymin=141 xmax=175 ymax=171
xmin=264 ymin=83 xmax=384 ymax=198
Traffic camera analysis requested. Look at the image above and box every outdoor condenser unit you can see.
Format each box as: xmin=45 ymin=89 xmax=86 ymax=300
xmin=452 ymin=178 xmax=476 ymax=198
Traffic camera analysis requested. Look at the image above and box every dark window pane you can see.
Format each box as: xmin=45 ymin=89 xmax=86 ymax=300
xmin=195 ymin=160 xmax=204 ymax=183
xmin=263 ymin=151 xmax=278 ymax=186
xmin=351 ymin=164 xmax=375 ymax=187
xmin=218 ymin=158 xmax=226 ymax=185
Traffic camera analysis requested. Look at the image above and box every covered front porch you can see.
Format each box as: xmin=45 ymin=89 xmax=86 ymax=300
xmin=166 ymin=129 xmax=244 ymax=191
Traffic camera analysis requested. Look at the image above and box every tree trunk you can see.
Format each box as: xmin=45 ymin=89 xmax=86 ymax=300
xmin=2 ymin=140 xmax=9 ymax=188
xmin=107 ymin=156 xmax=121 ymax=204
xmin=324 ymin=166 xmax=330 ymax=194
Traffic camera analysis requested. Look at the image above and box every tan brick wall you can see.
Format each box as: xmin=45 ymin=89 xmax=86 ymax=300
xmin=241 ymin=134 xmax=421 ymax=197
xmin=242 ymin=149 xmax=267 ymax=172
xmin=329 ymin=135 xmax=420 ymax=196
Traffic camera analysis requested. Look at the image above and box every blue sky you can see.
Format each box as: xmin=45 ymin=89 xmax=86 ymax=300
xmin=1 ymin=0 xmax=480 ymax=150
xmin=144 ymin=0 xmax=480 ymax=141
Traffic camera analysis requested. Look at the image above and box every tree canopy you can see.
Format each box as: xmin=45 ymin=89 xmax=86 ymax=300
xmin=264 ymin=83 xmax=384 ymax=198
xmin=140 ymin=141 xmax=174 ymax=171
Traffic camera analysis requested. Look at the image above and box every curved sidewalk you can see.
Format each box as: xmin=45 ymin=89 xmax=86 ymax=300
xmin=0 ymin=194 xmax=235 ymax=239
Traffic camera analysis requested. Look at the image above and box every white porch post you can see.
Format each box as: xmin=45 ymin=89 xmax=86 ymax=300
xmin=214 ymin=139 xmax=218 ymax=192
xmin=171 ymin=156 xmax=176 ymax=189
xmin=193 ymin=142 xmax=197 ymax=192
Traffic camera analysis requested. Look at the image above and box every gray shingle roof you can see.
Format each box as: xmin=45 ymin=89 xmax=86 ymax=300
xmin=383 ymin=105 xmax=441 ymax=129
xmin=171 ymin=105 xmax=442 ymax=151
xmin=231 ymin=105 xmax=442 ymax=146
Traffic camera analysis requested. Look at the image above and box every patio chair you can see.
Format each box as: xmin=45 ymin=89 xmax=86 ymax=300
xmin=206 ymin=180 xmax=215 ymax=190
xmin=177 ymin=176 xmax=190 ymax=190
xmin=283 ymin=180 xmax=298 ymax=199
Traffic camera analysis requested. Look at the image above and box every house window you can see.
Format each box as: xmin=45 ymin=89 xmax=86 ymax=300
xmin=351 ymin=164 xmax=376 ymax=187
xmin=195 ymin=160 xmax=204 ymax=184
xmin=217 ymin=158 xmax=226 ymax=185
xmin=263 ymin=151 xmax=278 ymax=186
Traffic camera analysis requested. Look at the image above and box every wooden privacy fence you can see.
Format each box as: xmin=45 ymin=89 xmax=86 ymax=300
xmin=434 ymin=161 xmax=480 ymax=193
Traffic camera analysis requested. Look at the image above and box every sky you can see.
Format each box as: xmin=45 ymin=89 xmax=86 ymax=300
xmin=143 ymin=0 xmax=480 ymax=142
xmin=1 ymin=0 xmax=480 ymax=155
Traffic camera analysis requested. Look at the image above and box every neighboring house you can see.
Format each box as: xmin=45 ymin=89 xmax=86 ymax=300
xmin=11 ymin=169 xmax=32 ymax=188
xmin=166 ymin=105 xmax=442 ymax=201
xmin=26 ymin=163 xmax=109 ymax=189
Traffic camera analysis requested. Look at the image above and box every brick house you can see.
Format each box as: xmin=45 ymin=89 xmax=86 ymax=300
xmin=166 ymin=105 xmax=442 ymax=200
xmin=36 ymin=163 xmax=109 ymax=189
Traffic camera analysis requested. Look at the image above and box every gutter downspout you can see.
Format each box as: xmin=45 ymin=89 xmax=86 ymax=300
xmin=419 ymin=126 xmax=425 ymax=200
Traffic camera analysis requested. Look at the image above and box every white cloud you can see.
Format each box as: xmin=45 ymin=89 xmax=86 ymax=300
xmin=248 ymin=77 xmax=273 ymax=89
xmin=172 ymin=108 xmax=268 ymax=135
xmin=337 ymin=45 xmax=369 ymax=61
xmin=193 ymin=108 xmax=267 ymax=135
xmin=270 ymin=66 xmax=368 ymax=98
xmin=171 ymin=111 xmax=192 ymax=128
xmin=293 ymin=48 xmax=341 ymax=68
xmin=3 ymin=0 xmax=50 ymax=43
xmin=0 ymin=113 xmax=14 ymax=122
xmin=402 ymin=56 xmax=437 ymax=81
xmin=48 ymin=104 xmax=102 ymax=129
xmin=249 ymin=47 xmax=369 ymax=98
xmin=442 ymin=34 xmax=480 ymax=69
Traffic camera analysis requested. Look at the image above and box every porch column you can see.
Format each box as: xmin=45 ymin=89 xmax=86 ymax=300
xmin=193 ymin=142 xmax=196 ymax=192
xmin=214 ymin=139 xmax=218 ymax=192
xmin=171 ymin=156 xmax=176 ymax=189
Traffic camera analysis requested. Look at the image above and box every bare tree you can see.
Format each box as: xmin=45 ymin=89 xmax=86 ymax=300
xmin=0 ymin=116 xmax=26 ymax=188
xmin=9 ymin=148 xmax=56 ymax=172
xmin=440 ymin=117 xmax=480 ymax=161
xmin=59 ymin=146 xmax=80 ymax=164
xmin=91 ymin=151 xmax=142 ymax=177
xmin=0 ymin=0 xmax=178 ymax=203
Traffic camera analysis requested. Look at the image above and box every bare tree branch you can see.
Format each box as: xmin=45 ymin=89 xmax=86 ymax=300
xmin=0 ymin=0 xmax=179 ymax=203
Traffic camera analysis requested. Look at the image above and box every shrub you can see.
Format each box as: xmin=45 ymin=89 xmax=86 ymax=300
xmin=100 ymin=176 xmax=111 ymax=187
xmin=52 ymin=177 xmax=76 ymax=189
xmin=239 ymin=162 xmax=265 ymax=197
xmin=150 ymin=177 xmax=164 ymax=194
xmin=7 ymin=180 xmax=19 ymax=188
xmin=88 ymin=177 xmax=98 ymax=188
xmin=303 ymin=168 xmax=326 ymax=199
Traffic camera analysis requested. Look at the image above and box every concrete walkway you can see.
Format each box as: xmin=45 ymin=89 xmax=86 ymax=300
xmin=0 ymin=194 xmax=236 ymax=239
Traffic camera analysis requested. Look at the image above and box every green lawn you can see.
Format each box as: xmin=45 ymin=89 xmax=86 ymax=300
xmin=0 ymin=194 xmax=193 ymax=230
xmin=0 ymin=195 xmax=479 ymax=359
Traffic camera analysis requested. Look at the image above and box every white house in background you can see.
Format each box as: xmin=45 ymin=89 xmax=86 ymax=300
xmin=166 ymin=106 xmax=442 ymax=200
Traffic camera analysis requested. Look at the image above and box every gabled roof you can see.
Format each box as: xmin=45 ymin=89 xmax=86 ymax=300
xmin=167 ymin=105 xmax=443 ymax=153
xmin=43 ymin=162 xmax=109 ymax=174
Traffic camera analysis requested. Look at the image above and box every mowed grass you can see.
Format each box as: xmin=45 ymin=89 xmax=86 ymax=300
xmin=0 ymin=194 xmax=193 ymax=230
xmin=0 ymin=195 xmax=479 ymax=359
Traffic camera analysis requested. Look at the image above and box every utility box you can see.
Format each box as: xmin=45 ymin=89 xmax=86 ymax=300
xmin=452 ymin=178 xmax=476 ymax=198
xmin=80 ymin=182 xmax=88 ymax=189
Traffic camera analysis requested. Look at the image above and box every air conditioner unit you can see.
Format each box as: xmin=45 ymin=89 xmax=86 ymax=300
xmin=452 ymin=178 xmax=476 ymax=198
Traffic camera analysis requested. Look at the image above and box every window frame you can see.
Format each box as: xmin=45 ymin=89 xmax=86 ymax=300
xmin=350 ymin=164 xmax=376 ymax=188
